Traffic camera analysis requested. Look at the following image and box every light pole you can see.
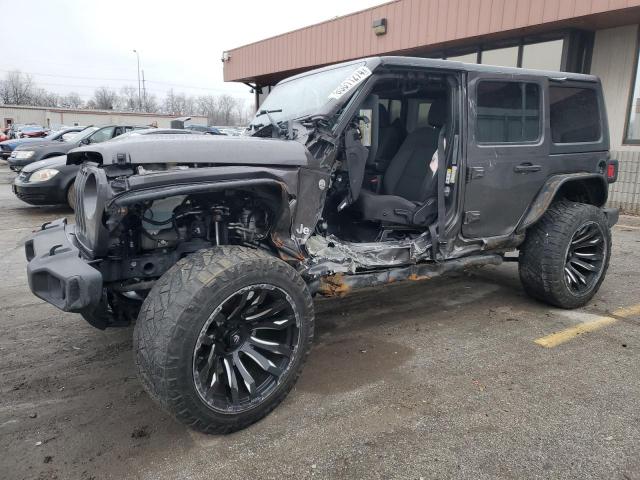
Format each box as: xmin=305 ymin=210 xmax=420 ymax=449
xmin=133 ymin=49 xmax=141 ymax=111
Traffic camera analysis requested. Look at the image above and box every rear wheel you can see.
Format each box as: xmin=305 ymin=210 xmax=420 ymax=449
xmin=134 ymin=246 xmax=314 ymax=434
xmin=519 ymin=201 xmax=611 ymax=309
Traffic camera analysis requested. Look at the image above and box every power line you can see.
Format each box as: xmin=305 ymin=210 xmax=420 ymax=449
xmin=0 ymin=69 xmax=135 ymax=83
xmin=0 ymin=68 xmax=238 ymax=94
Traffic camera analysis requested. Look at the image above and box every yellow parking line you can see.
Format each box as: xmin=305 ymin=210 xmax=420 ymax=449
xmin=614 ymin=224 xmax=640 ymax=230
xmin=534 ymin=316 xmax=617 ymax=348
xmin=534 ymin=302 xmax=640 ymax=348
xmin=612 ymin=304 xmax=640 ymax=318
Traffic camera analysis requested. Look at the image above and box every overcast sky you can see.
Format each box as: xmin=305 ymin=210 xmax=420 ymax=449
xmin=0 ymin=0 xmax=383 ymax=103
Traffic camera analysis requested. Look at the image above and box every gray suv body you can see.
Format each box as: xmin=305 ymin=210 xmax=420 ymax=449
xmin=24 ymin=57 xmax=619 ymax=434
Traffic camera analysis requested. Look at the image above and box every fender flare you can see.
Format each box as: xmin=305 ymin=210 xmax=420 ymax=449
xmin=516 ymin=173 xmax=608 ymax=233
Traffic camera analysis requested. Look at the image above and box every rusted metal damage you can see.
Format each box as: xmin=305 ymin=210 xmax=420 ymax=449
xmin=312 ymin=253 xmax=503 ymax=297
xmin=304 ymin=233 xmax=433 ymax=275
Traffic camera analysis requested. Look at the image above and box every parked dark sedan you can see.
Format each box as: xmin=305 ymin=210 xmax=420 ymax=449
xmin=13 ymin=128 xmax=203 ymax=208
xmin=12 ymin=155 xmax=75 ymax=206
xmin=184 ymin=124 xmax=225 ymax=135
xmin=0 ymin=126 xmax=85 ymax=160
xmin=7 ymin=124 xmax=145 ymax=171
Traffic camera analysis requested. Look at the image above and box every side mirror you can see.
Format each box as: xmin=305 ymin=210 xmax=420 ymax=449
xmin=80 ymin=137 xmax=91 ymax=145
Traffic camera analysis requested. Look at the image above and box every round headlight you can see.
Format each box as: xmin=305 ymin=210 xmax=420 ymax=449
xmin=29 ymin=168 xmax=59 ymax=183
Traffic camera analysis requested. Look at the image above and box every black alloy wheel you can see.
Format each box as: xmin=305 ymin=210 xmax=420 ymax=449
xmin=519 ymin=201 xmax=612 ymax=309
xmin=563 ymin=221 xmax=606 ymax=294
xmin=192 ymin=284 xmax=300 ymax=413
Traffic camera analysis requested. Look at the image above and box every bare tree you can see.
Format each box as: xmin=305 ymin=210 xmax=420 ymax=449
xmin=88 ymin=87 xmax=119 ymax=110
xmin=234 ymin=98 xmax=251 ymax=126
xmin=119 ymin=85 xmax=138 ymax=111
xmin=0 ymin=70 xmax=35 ymax=105
xmin=0 ymin=70 xmax=248 ymax=121
xmin=196 ymin=95 xmax=219 ymax=124
xmin=217 ymin=94 xmax=237 ymax=126
xmin=32 ymin=88 xmax=59 ymax=107
xmin=163 ymin=89 xmax=196 ymax=116
xmin=197 ymin=95 xmax=216 ymax=115
xmin=163 ymin=89 xmax=179 ymax=115
xmin=141 ymin=93 xmax=158 ymax=113
xmin=61 ymin=92 xmax=84 ymax=109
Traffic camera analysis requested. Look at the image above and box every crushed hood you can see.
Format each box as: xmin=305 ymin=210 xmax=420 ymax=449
xmin=67 ymin=134 xmax=316 ymax=168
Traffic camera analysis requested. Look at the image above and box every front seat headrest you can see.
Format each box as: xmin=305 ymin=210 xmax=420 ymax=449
xmin=428 ymin=98 xmax=447 ymax=128
xmin=378 ymin=104 xmax=390 ymax=128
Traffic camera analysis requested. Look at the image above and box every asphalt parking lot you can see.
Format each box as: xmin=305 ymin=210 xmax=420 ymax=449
xmin=1 ymin=162 xmax=639 ymax=480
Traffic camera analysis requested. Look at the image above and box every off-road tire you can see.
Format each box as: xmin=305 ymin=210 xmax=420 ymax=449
xmin=66 ymin=183 xmax=76 ymax=211
xmin=133 ymin=246 xmax=314 ymax=434
xmin=519 ymin=201 xmax=611 ymax=309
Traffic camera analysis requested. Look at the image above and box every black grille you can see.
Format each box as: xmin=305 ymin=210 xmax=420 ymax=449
xmin=74 ymin=168 xmax=88 ymax=238
xmin=73 ymin=165 xmax=111 ymax=258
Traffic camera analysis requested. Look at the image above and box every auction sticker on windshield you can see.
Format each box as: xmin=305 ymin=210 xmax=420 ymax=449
xmin=328 ymin=66 xmax=373 ymax=100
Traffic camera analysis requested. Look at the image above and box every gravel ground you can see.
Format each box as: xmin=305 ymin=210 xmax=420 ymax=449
xmin=1 ymin=162 xmax=639 ymax=480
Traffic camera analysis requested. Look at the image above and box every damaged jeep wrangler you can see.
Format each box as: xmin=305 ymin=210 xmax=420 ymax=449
xmin=25 ymin=57 xmax=619 ymax=433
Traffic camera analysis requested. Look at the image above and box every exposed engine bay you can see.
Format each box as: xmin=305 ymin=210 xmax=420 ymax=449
xmin=96 ymin=186 xmax=280 ymax=295
xmin=133 ymin=193 xmax=273 ymax=251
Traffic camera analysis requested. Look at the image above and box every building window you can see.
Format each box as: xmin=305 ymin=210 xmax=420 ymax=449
xmin=444 ymin=38 xmax=565 ymax=70
xmin=476 ymin=81 xmax=541 ymax=143
xmin=625 ymin=38 xmax=640 ymax=143
xmin=550 ymin=86 xmax=601 ymax=143
xmin=522 ymin=39 xmax=564 ymax=71
xmin=447 ymin=52 xmax=478 ymax=64
xmin=481 ymin=46 xmax=519 ymax=68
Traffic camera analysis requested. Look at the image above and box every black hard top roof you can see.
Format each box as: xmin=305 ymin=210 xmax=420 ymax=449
xmin=281 ymin=55 xmax=599 ymax=85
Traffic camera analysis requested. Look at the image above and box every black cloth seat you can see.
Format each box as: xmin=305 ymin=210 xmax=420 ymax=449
xmin=373 ymin=104 xmax=405 ymax=171
xmin=356 ymin=98 xmax=446 ymax=226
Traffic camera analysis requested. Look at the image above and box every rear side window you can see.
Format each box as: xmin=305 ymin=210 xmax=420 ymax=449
xmin=549 ymin=86 xmax=601 ymax=143
xmin=416 ymin=102 xmax=432 ymax=129
xmin=476 ymin=81 xmax=541 ymax=144
xmin=379 ymin=98 xmax=402 ymax=123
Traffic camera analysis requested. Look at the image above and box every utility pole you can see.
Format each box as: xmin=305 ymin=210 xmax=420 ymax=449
xmin=133 ymin=49 xmax=141 ymax=111
xmin=142 ymin=69 xmax=147 ymax=111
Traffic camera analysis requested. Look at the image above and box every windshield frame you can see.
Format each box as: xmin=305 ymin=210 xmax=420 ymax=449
xmin=248 ymin=59 xmax=379 ymax=132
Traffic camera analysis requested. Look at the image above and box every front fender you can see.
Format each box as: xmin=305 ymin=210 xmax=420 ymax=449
xmin=517 ymin=173 xmax=608 ymax=233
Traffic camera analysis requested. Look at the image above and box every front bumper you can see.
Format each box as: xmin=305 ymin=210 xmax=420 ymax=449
xmin=25 ymin=218 xmax=103 ymax=312
xmin=13 ymin=177 xmax=68 ymax=205
xmin=8 ymin=157 xmax=35 ymax=171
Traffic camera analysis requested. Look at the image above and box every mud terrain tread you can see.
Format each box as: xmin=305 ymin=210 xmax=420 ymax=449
xmin=133 ymin=246 xmax=314 ymax=434
xmin=519 ymin=201 xmax=611 ymax=309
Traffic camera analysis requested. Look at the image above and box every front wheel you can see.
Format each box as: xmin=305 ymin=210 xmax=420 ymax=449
xmin=66 ymin=183 xmax=76 ymax=211
xmin=133 ymin=246 xmax=314 ymax=434
xmin=519 ymin=201 xmax=611 ymax=309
